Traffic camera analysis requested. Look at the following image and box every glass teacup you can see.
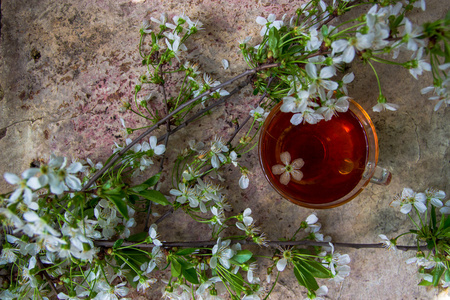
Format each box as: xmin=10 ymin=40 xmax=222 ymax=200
xmin=258 ymin=99 xmax=391 ymax=209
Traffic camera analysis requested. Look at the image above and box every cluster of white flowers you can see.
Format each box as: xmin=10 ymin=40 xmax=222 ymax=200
xmin=208 ymin=238 xmax=264 ymax=298
xmin=188 ymin=72 xmax=230 ymax=103
xmin=141 ymin=13 xmax=203 ymax=62
xmin=382 ymin=187 xmax=449 ymax=288
xmin=273 ymin=213 xmax=350 ymax=296
xmin=390 ymin=187 xmax=447 ymax=214
xmin=0 ymin=149 xmax=168 ymax=298
xmin=247 ymin=1 xmax=448 ymax=124
xmin=421 ymin=63 xmax=450 ymax=111
xmin=235 ymin=208 xmax=268 ymax=247
xmin=249 ymin=106 xmax=269 ymax=123
xmin=140 ymin=12 xmax=231 ymax=106
xmin=112 ymin=134 xmax=166 ymax=176
xmin=170 ymin=176 xmax=231 ymax=222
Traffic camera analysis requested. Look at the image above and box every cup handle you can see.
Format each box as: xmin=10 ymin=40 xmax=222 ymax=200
xmin=369 ymin=166 xmax=392 ymax=185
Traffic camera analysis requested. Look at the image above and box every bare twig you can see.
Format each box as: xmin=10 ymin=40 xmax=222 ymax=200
xmin=36 ymin=255 xmax=60 ymax=296
xmin=94 ymin=239 xmax=425 ymax=252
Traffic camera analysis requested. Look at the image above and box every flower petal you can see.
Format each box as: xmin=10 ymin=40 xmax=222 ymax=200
xmin=280 ymin=172 xmax=291 ymax=185
xmin=154 ymin=145 xmax=166 ymax=155
xmin=342 ymin=46 xmax=355 ymax=63
xmin=400 ymin=203 xmax=412 ymax=214
xmin=305 ymin=63 xmax=317 ymax=79
xmin=22 ymin=168 xmax=40 ymax=179
xmin=272 ymin=164 xmax=285 ymax=175
xmin=290 ymin=113 xmax=303 ymax=125
xmin=291 ymin=158 xmax=305 ymax=169
xmin=65 ymin=175 xmax=82 ymax=190
xmin=306 ymin=214 xmax=318 ymax=225
xmin=210 ymin=256 xmax=218 ymax=269
xmin=430 ymin=198 xmax=443 ymax=207
xmin=277 ymin=258 xmax=287 ymax=272
xmin=280 ymin=152 xmax=291 ymax=165
xmin=291 ymin=170 xmax=303 ymax=182
xmin=27 ymin=177 xmax=41 ymax=190
xmin=319 ymin=66 xmax=336 ymax=79
xmin=239 ymin=175 xmax=249 ymax=189
xmin=66 ymin=162 xmax=83 ymax=174
xmin=4 ymin=173 xmax=21 ymax=185
xmin=414 ymin=201 xmax=427 ymax=214
xmin=255 ymin=16 xmax=267 ymax=25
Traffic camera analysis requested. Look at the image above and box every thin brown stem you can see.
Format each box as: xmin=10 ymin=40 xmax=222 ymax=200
xmin=36 ymin=255 xmax=60 ymax=295
xmin=94 ymin=239 xmax=425 ymax=251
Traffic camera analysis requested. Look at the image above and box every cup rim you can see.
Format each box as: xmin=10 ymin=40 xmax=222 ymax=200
xmin=258 ymin=99 xmax=379 ymax=209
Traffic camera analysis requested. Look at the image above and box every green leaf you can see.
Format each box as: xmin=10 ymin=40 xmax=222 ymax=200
xmin=418 ymin=279 xmax=433 ymax=286
xmin=103 ymin=184 xmax=126 ymax=196
xmin=142 ymin=173 xmax=161 ymax=187
xmin=113 ymin=239 xmax=124 ymax=249
xmin=444 ymin=42 xmax=450 ymax=63
xmin=445 ymin=269 xmax=450 ymax=282
xmin=226 ymin=270 xmax=244 ymax=293
xmin=127 ymin=232 xmax=148 ymax=242
xmin=105 ymin=194 xmax=129 ymax=220
xmin=437 ymin=226 xmax=450 ymax=238
xmin=129 ymin=173 xmax=161 ymax=192
xmin=441 ymin=215 xmax=450 ymax=230
xmin=129 ymin=194 xmax=139 ymax=205
xmin=431 ymin=206 xmax=437 ymax=233
xmin=426 ymin=239 xmax=435 ymax=250
xmin=432 ymin=265 xmax=445 ymax=286
xmin=321 ymin=25 xmax=328 ymax=37
xmin=178 ymin=258 xmax=195 ymax=270
xmin=268 ymin=27 xmax=280 ymax=53
xmin=171 ymin=258 xmax=182 ymax=278
xmin=293 ymin=262 xmax=319 ymax=291
xmin=297 ymin=259 xmax=332 ymax=279
xmin=129 ymin=184 xmax=150 ymax=193
xmin=84 ymin=208 xmax=95 ymax=219
xmin=182 ymin=267 xmax=199 ymax=284
xmin=175 ymin=248 xmax=199 ymax=256
xmin=138 ymin=190 xmax=170 ymax=206
xmin=114 ymin=249 xmax=150 ymax=288
xmin=231 ymin=250 xmax=253 ymax=264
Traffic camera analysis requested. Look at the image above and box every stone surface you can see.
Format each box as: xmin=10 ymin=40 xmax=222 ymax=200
xmin=1 ymin=0 xmax=449 ymax=299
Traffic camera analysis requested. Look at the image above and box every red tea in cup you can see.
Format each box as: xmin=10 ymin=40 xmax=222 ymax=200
xmin=259 ymin=99 xmax=390 ymax=208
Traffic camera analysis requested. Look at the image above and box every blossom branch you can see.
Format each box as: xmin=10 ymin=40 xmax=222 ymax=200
xmin=227 ymin=76 xmax=274 ymax=145
xmin=82 ymin=63 xmax=280 ymax=191
xmin=144 ymin=65 xmax=172 ymax=231
xmin=153 ymin=77 xmax=269 ymax=225
xmin=156 ymin=76 xmax=253 ymax=143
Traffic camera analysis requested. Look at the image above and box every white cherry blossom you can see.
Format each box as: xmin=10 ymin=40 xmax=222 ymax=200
xmin=272 ymin=151 xmax=304 ymax=185
xmin=331 ymin=33 xmax=374 ymax=63
xmin=256 ymin=14 xmax=284 ymax=36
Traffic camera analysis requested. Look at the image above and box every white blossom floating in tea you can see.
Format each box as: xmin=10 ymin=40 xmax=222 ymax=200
xmin=271 ymin=151 xmax=304 ymax=185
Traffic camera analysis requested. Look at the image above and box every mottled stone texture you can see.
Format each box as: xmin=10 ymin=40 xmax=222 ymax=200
xmin=0 ymin=0 xmax=449 ymax=299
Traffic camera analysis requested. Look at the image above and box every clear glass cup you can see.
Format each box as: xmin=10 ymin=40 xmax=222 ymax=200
xmin=258 ymin=99 xmax=391 ymax=209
